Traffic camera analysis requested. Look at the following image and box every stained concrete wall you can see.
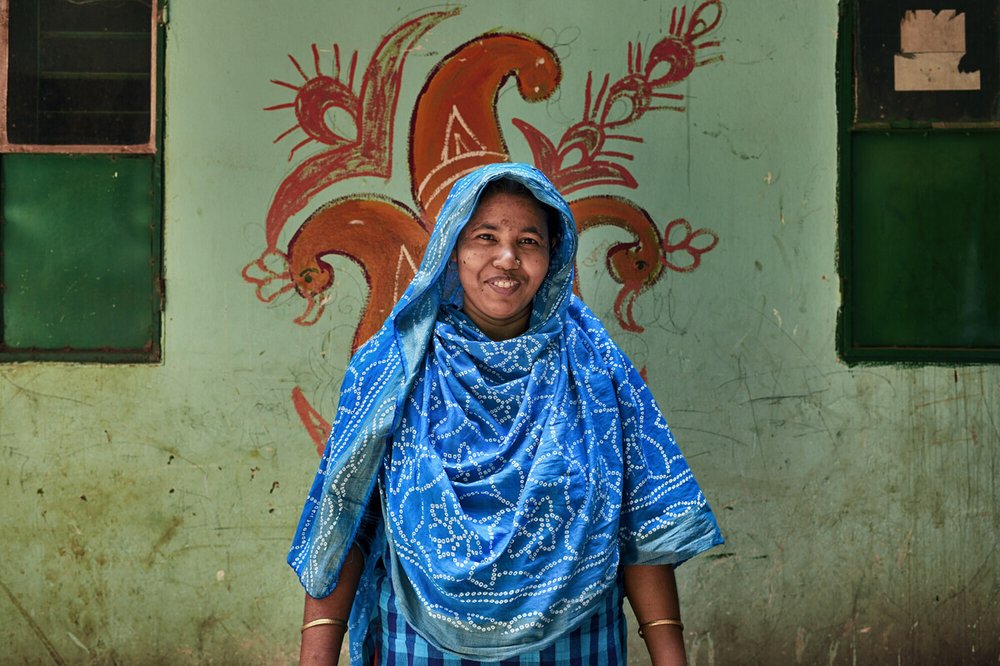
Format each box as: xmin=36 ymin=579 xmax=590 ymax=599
xmin=2 ymin=1 xmax=998 ymax=664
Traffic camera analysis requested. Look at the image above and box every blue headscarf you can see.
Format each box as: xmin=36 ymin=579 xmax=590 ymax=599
xmin=289 ymin=163 xmax=722 ymax=662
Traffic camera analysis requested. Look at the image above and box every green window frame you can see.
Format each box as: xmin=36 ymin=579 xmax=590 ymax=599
xmin=0 ymin=0 xmax=164 ymax=362
xmin=838 ymin=0 xmax=1000 ymax=363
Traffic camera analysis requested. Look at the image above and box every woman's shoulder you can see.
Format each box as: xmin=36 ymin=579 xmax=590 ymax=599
xmin=565 ymin=294 xmax=606 ymax=332
xmin=564 ymin=295 xmax=634 ymax=371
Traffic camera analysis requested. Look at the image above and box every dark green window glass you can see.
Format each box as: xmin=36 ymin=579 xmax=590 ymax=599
xmin=2 ymin=154 xmax=160 ymax=354
xmin=850 ymin=132 xmax=1000 ymax=352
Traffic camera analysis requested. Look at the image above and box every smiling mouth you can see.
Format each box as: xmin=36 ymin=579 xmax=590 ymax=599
xmin=486 ymin=276 xmax=522 ymax=293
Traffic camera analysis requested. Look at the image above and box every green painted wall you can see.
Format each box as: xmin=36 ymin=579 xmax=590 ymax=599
xmin=2 ymin=1 xmax=997 ymax=663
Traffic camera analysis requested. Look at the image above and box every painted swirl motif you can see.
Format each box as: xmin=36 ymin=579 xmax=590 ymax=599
xmin=242 ymin=9 xmax=457 ymax=306
xmin=243 ymin=5 xmax=724 ymax=448
xmin=409 ymin=34 xmax=561 ymax=223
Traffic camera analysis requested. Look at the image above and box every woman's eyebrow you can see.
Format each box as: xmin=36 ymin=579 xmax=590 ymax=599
xmin=466 ymin=221 xmax=545 ymax=235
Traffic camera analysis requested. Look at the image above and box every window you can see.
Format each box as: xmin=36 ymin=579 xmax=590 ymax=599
xmin=0 ymin=0 xmax=163 ymax=362
xmin=838 ymin=0 xmax=1000 ymax=363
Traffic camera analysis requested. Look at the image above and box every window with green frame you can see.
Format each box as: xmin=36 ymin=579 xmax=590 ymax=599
xmin=838 ymin=0 xmax=1000 ymax=363
xmin=1 ymin=0 xmax=163 ymax=362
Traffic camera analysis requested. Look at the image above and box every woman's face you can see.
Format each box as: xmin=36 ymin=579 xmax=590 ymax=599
xmin=454 ymin=191 xmax=551 ymax=340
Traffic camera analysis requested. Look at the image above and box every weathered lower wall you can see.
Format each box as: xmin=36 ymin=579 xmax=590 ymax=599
xmin=2 ymin=1 xmax=997 ymax=664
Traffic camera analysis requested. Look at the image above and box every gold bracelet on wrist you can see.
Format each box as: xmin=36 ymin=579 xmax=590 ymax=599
xmin=301 ymin=617 xmax=348 ymax=633
xmin=637 ymin=618 xmax=684 ymax=638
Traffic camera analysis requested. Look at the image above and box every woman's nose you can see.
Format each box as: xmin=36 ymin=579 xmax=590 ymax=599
xmin=493 ymin=244 xmax=519 ymax=269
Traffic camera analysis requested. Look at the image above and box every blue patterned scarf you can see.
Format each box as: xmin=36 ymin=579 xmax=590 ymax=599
xmin=288 ymin=163 xmax=722 ymax=662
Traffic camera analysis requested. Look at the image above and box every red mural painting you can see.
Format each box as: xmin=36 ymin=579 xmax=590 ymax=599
xmin=410 ymin=35 xmax=562 ymax=222
xmin=288 ymin=196 xmax=426 ymax=345
xmin=243 ymin=2 xmax=724 ymax=451
xmin=514 ymin=1 xmax=724 ymax=195
xmin=242 ymin=9 xmax=456 ymax=304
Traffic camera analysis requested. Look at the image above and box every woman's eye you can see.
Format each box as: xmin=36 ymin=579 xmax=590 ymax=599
xmin=520 ymin=238 xmax=539 ymax=246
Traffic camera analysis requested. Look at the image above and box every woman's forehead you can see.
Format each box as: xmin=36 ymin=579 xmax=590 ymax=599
xmin=465 ymin=193 xmax=549 ymax=231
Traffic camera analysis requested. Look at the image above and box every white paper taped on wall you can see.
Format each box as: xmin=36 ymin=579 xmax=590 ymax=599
xmin=894 ymin=9 xmax=981 ymax=91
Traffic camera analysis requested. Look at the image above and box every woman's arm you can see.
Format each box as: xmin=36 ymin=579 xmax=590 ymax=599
xmin=299 ymin=544 xmax=365 ymax=666
xmin=623 ymin=563 xmax=687 ymax=666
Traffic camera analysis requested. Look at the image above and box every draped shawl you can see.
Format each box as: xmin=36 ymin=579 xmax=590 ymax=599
xmin=288 ymin=163 xmax=722 ymax=663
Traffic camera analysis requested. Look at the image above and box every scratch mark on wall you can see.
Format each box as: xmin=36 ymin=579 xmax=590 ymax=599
xmin=794 ymin=625 xmax=809 ymax=663
xmin=65 ymin=632 xmax=89 ymax=654
xmin=687 ymin=630 xmax=716 ymax=666
xmin=1 ymin=374 xmax=91 ymax=406
xmin=671 ymin=425 xmax=749 ymax=449
xmin=913 ymin=393 xmax=976 ymax=410
xmin=742 ymin=390 xmax=829 ymax=405
xmin=826 ymin=638 xmax=839 ymax=665
xmin=3 ymin=445 xmax=31 ymax=491
xmin=895 ymin=529 xmax=912 ymax=570
xmin=144 ymin=515 xmax=184 ymax=567
xmin=0 ymin=576 xmax=67 ymax=666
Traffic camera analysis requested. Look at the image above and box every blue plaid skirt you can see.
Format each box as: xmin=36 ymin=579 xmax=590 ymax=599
xmin=374 ymin=562 xmax=627 ymax=665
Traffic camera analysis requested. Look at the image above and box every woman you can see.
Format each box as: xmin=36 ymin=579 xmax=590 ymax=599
xmin=289 ymin=163 xmax=723 ymax=665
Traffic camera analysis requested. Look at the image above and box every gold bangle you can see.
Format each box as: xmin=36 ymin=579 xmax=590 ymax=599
xmin=301 ymin=617 xmax=348 ymax=632
xmin=637 ymin=618 xmax=684 ymax=638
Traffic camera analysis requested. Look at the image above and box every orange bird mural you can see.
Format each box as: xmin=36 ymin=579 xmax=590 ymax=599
xmin=244 ymin=2 xmax=725 ymax=452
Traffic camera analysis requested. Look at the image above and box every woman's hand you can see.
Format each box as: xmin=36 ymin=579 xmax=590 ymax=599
xmin=299 ymin=545 xmax=365 ymax=666
xmin=624 ymin=563 xmax=688 ymax=666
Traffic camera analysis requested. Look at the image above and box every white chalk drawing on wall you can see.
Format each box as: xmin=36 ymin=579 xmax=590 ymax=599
xmin=894 ymin=9 xmax=981 ymax=91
